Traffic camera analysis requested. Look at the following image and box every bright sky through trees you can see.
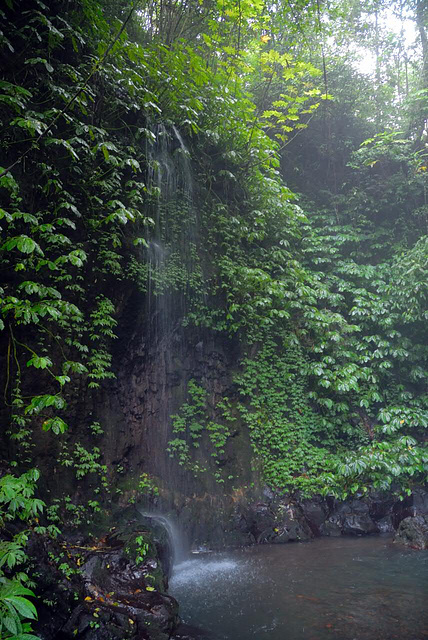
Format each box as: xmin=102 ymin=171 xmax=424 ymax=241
xmin=356 ymin=10 xmax=418 ymax=75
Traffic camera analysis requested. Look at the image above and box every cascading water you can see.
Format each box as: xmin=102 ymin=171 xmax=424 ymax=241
xmin=146 ymin=123 xmax=194 ymax=240
xmin=138 ymin=122 xmax=205 ymax=497
xmin=145 ymin=123 xmax=198 ymax=342
xmin=139 ymin=510 xmax=187 ymax=565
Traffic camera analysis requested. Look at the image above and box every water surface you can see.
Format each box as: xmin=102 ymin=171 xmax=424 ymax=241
xmin=169 ymin=536 xmax=428 ymax=640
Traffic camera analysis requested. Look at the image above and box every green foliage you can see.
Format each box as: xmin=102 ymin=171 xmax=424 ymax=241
xmin=319 ymin=436 xmax=427 ymax=500
xmin=0 ymin=579 xmax=39 ymax=640
xmin=168 ymin=381 xmax=234 ymax=481
xmin=134 ymin=535 xmax=149 ymax=565
xmin=137 ymin=473 xmax=159 ymax=498
xmin=168 ymin=380 xmax=208 ymax=474
xmin=59 ymin=443 xmax=106 ymax=481
xmin=0 ymin=0 xmax=427 ymax=634
xmin=46 ymin=495 xmax=101 ymax=529
xmin=234 ymin=337 xmax=340 ymax=495
xmin=0 ymin=471 xmax=43 ymax=639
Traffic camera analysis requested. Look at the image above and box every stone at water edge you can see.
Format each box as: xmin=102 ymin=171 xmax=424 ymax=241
xmin=394 ymin=515 xmax=428 ymax=550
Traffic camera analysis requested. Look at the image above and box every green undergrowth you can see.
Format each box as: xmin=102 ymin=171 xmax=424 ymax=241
xmin=0 ymin=0 xmax=427 ymax=635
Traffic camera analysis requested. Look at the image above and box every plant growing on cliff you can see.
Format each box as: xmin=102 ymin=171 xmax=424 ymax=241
xmin=0 ymin=470 xmax=44 ymax=639
xmin=168 ymin=380 xmax=236 ymax=481
xmin=0 ymin=0 xmax=427 ymax=634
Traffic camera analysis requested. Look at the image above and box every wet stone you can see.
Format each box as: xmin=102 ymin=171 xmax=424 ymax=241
xmin=394 ymin=515 xmax=428 ymax=550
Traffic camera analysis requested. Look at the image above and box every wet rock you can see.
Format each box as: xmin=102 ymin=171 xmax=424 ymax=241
xmin=300 ymin=496 xmax=329 ymax=535
xmin=32 ymin=526 xmax=179 ymax=640
xmin=27 ymin=535 xmax=84 ymax=639
xmin=243 ymin=500 xmax=313 ymax=544
xmin=247 ymin=502 xmax=276 ymax=543
xmin=178 ymin=499 xmax=253 ymax=549
xmin=342 ymin=513 xmax=379 ymax=535
xmin=376 ymin=515 xmax=394 ymax=533
xmin=367 ymin=493 xmax=396 ymax=522
xmin=61 ymin=590 xmax=178 ymax=640
xmin=274 ymin=502 xmax=313 ymax=542
xmin=320 ymin=518 xmax=342 ymax=537
xmin=394 ymin=515 xmax=428 ymax=550
xmin=319 ymin=499 xmax=379 ymax=536
xmin=411 ymin=488 xmax=428 ymax=516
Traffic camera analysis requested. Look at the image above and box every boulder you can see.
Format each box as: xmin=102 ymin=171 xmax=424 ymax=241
xmin=394 ymin=515 xmax=428 ymax=550
xmin=319 ymin=517 xmax=342 ymax=537
xmin=300 ymin=496 xmax=329 ymax=535
xmin=273 ymin=502 xmax=313 ymax=542
xmin=341 ymin=513 xmax=379 ymax=535
xmin=32 ymin=526 xmax=179 ymax=640
xmin=411 ymin=488 xmax=428 ymax=516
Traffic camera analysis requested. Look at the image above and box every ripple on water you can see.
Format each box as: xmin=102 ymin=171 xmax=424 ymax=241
xmin=169 ymin=537 xmax=428 ymax=640
xmin=171 ymin=558 xmax=240 ymax=588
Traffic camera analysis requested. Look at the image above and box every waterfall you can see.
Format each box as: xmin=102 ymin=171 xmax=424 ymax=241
xmin=145 ymin=123 xmax=198 ymax=342
xmin=146 ymin=123 xmax=194 ymax=235
xmin=139 ymin=510 xmax=187 ymax=565
xmin=136 ymin=124 xmax=203 ymax=535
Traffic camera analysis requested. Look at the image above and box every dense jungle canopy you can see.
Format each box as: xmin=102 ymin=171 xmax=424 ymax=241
xmin=0 ymin=0 xmax=427 ymax=636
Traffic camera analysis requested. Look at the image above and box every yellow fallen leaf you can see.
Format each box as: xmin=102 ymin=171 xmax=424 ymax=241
xmin=84 ymin=596 xmax=93 ymax=602
xmin=129 ymin=619 xmax=135 ymax=625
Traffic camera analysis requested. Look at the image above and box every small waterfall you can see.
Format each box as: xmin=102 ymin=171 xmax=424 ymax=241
xmin=137 ymin=124 xmax=204 ymax=523
xmin=140 ymin=510 xmax=187 ymax=565
xmin=145 ymin=123 xmax=198 ymax=342
xmin=172 ymin=124 xmax=192 ymax=203
xmin=146 ymin=123 xmax=193 ymax=228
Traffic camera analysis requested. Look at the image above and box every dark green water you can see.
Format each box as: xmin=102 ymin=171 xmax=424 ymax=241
xmin=169 ymin=536 xmax=428 ymax=640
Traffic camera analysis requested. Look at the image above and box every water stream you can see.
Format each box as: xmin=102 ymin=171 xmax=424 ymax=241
xmin=139 ymin=510 xmax=187 ymax=564
xmin=169 ymin=537 xmax=428 ymax=640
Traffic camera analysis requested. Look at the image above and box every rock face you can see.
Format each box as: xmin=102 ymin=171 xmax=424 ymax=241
xmin=33 ymin=526 xmax=179 ymax=640
xmin=394 ymin=515 xmax=428 ymax=550
xmin=165 ymin=490 xmax=420 ymax=550
xmin=87 ymin=310 xmax=426 ymax=552
xmin=320 ymin=499 xmax=381 ymax=537
xmin=27 ymin=271 xmax=426 ymax=561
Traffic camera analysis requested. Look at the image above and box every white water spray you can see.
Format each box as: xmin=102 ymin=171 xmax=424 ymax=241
xmin=139 ymin=510 xmax=187 ymax=564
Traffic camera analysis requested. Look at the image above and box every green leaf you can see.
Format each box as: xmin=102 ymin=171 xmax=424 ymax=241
xmin=26 ymin=356 xmax=52 ymax=370
xmin=42 ymin=416 xmax=68 ymax=434
xmin=16 ymin=237 xmax=38 ymax=254
xmin=3 ymin=615 xmax=18 ymax=635
xmin=133 ymin=237 xmax=148 ymax=247
xmin=24 ymin=57 xmax=53 ymax=73
xmin=4 ymin=596 xmax=37 ymax=620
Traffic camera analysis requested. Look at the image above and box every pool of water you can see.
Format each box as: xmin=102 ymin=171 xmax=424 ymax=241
xmin=169 ymin=536 xmax=428 ymax=640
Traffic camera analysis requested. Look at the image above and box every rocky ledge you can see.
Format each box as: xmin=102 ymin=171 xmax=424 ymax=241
xmin=174 ymin=486 xmax=428 ymax=550
xmin=31 ymin=486 xmax=427 ymax=640
xmin=394 ymin=515 xmax=428 ymax=550
xmin=32 ymin=526 xmax=179 ymax=640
